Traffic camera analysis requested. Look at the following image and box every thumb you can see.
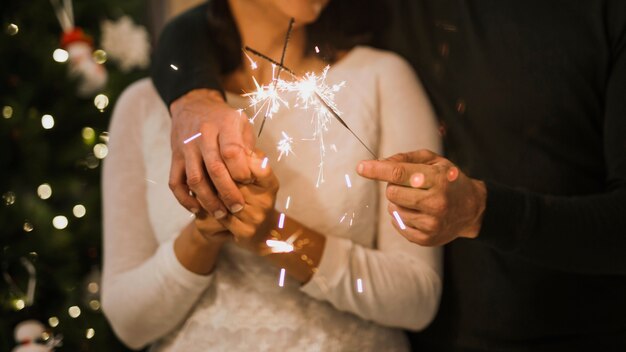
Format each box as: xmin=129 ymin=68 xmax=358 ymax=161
xmin=249 ymin=152 xmax=278 ymax=189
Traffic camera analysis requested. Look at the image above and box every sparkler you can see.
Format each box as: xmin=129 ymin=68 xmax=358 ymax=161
xmin=241 ymin=18 xmax=377 ymax=175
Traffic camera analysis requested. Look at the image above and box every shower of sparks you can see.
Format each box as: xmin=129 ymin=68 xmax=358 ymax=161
xmin=266 ymin=239 xmax=294 ymax=253
xmin=277 ymin=131 xmax=294 ymax=161
xmin=183 ymin=132 xmax=202 ymax=144
xmin=242 ymin=74 xmax=290 ymax=124
xmin=392 ymin=211 xmax=407 ymax=230
xmin=285 ymin=196 xmax=291 ymax=209
xmin=170 ymin=64 xmax=178 ymax=71
xmin=261 ymin=157 xmax=269 ymax=169
xmin=345 ymin=174 xmax=352 ymax=188
xmin=278 ymin=212 xmax=286 ymax=229
xmin=356 ymin=278 xmax=363 ymax=293
xmin=278 ymin=268 xmax=286 ymax=287
xmin=242 ymin=18 xmax=376 ymax=188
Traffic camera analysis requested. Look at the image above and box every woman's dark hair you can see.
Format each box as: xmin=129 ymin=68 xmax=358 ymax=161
xmin=207 ymin=0 xmax=388 ymax=75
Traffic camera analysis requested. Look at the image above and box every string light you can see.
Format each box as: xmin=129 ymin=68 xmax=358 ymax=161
xmin=52 ymin=48 xmax=69 ymax=63
xmin=52 ymin=216 xmax=68 ymax=230
xmin=68 ymin=305 xmax=81 ymax=318
xmin=23 ymin=222 xmax=34 ymax=232
xmin=48 ymin=317 xmax=59 ymax=328
xmin=89 ymin=300 xmax=101 ymax=311
xmin=41 ymin=114 xmax=55 ymax=129
xmin=170 ymin=64 xmax=178 ymax=70
xmin=3 ymin=191 xmax=16 ymax=205
xmin=92 ymin=49 xmax=107 ymax=64
xmin=93 ymin=143 xmax=108 ymax=159
xmin=6 ymin=23 xmax=19 ymax=36
xmin=2 ymin=106 xmax=13 ymax=119
xmin=13 ymin=299 xmax=25 ymax=310
xmin=94 ymin=94 xmax=109 ymax=110
xmin=73 ymin=204 xmax=86 ymax=218
xmin=86 ymin=328 xmax=95 ymax=339
xmin=37 ymin=183 xmax=52 ymax=199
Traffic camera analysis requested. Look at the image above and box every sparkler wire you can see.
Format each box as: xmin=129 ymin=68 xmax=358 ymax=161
xmin=258 ymin=18 xmax=296 ymax=137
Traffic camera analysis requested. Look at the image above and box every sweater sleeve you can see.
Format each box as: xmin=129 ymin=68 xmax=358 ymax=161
xmin=151 ymin=2 xmax=223 ymax=106
xmin=101 ymin=81 xmax=214 ymax=350
xmin=477 ymin=5 xmax=626 ymax=276
xmin=301 ymin=53 xmax=443 ymax=331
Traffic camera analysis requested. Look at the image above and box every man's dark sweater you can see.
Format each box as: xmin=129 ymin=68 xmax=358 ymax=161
xmin=151 ymin=1 xmax=626 ymax=350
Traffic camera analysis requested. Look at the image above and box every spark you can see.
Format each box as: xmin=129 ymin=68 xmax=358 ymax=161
xmin=356 ymin=278 xmax=363 ymax=293
xmin=392 ymin=211 xmax=407 ymax=230
xmin=261 ymin=157 xmax=269 ymax=169
xmin=330 ymin=144 xmax=337 ymax=152
xmin=266 ymin=239 xmax=294 ymax=253
xmin=277 ymin=131 xmax=294 ymax=161
xmin=285 ymin=196 xmax=291 ymax=209
xmin=170 ymin=64 xmax=178 ymax=70
xmin=345 ymin=174 xmax=352 ymax=188
xmin=339 ymin=212 xmax=347 ymax=223
xmin=243 ymin=50 xmax=258 ymax=70
xmin=183 ymin=132 xmax=202 ymax=144
xmin=145 ymin=178 xmax=157 ymax=184
xmin=278 ymin=212 xmax=286 ymax=229
xmin=315 ymin=46 xmax=320 ymax=54
xmin=278 ymin=268 xmax=286 ymax=287
xmin=350 ymin=212 xmax=355 ymax=227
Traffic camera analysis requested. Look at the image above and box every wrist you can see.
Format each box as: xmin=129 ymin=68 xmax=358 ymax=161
xmin=170 ymin=88 xmax=224 ymax=116
xmin=461 ymin=179 xmax=487 ymax=239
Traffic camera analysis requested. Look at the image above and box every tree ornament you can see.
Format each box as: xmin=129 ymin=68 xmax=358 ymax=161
xmin=12 ymin=320 xmax=62 ymax=352
xmin=50 ymin=0 xmax=107 ymax=97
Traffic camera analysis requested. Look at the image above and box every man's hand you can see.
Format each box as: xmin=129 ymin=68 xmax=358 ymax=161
xmin=169 ymin=89 xmax=255 ymax=219
xmin=357 ymin=149 xmax=487 ymax=246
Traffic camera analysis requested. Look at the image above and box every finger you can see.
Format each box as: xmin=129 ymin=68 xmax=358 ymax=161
xmin=389 ymin=216 xmax=432 ymax=246
xmin=169 ymin=154 xmax=202 ymax=213
xmin=217 ymin=213 xmax=255 ymax=239
xmin=386 ymin=149 xmax=440 ymax=164
xmin=388 ymin=203 xmax=440 ymax=234
xmin=199 ymin=130 xmax=246 ymax=214
xmin=184 ymin=146 xmax=228 ymax=218
xmin=357 ymin=160 xmax=437 ymax=188
xmin=248 ymin=153 xmax=279 ymax=190
xmin=218 ymin=112 xmax=254 ymax=182
xmin=385 ymin=184 xmax=430 ymax=210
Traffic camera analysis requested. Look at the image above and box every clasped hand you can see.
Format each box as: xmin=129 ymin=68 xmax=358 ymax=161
xmin=358 ymin=149 xmax=487 ymax=246
xmin=192 ymin=150 xmax=279 ymax=252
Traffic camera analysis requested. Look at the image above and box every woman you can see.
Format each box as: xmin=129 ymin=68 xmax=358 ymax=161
xmin=102 ymin=0 xmax=442 ymax=350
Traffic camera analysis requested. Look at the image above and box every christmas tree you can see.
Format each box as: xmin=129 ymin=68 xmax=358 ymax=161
xmin=1 ymin=1 xmax=149 ymax=350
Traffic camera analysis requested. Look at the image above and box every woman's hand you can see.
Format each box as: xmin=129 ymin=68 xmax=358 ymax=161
xmin=218 ymin=151 xmax=280 ymax=252
xmin=174 ymin=214 xmax=231 ymax=275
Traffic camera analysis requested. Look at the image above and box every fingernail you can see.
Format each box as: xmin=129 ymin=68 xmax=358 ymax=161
xmin=447 ymin=167 xmax=460 ymax=182
xmin=214 ymin=210 xmax=226 ymax=219
xmin=357 ymin=162 xmax=364 ymax=174
xmin=230 ymin=204 xmax=244 ymax=213
xmin=410 ymin=173 xmax=424 ymax=188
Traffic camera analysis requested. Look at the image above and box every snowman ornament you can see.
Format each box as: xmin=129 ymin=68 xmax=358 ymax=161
xmin=12 ymin=320 xmax=61 ymax=352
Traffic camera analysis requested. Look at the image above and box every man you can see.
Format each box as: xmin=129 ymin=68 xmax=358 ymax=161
xmin=150 ymin=1 xmax=626 ymax=350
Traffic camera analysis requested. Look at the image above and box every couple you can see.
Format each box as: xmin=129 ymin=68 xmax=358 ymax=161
xmin=102 ymin=0 xmax=626 ymax=351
